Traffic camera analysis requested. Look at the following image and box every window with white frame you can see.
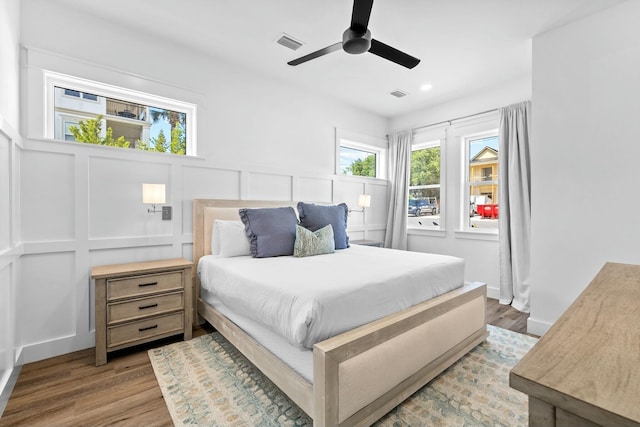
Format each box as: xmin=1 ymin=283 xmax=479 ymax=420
xmin=63 ymin=121 xmax=79 ymax=141
xmin=336 ymin=129 xmax=386 ymax=179
xmin=464 ymin=131 xmax=499 ymax=231
xmin=63 ymin=88 xmax=98 ymax=101
xmin=45 ymin=71 xmax=197 ymax=155
xmin=408 ymin=138 xmax=442 ymax=229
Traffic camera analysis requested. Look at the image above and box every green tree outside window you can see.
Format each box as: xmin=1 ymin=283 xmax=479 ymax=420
xmin=411 ymin=147 xmax=440 ymax=186
xmin=69 ymin=115 xmax=186 ymax=154
xmin=345 ymin=154 xmax=376 ymax=177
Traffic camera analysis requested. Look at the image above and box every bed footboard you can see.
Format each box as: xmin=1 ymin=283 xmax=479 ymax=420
xmin=313 ymin=281 xmax=487 ymax=427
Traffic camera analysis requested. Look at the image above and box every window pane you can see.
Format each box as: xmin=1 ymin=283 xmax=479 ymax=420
xmin=411 ymin=146 xmax=440 ymax=186
xmin=407 ymin=189 xmax=441 ymax=227
xmin=340 ymin=146 xmax=376 ymax=177
xmin=408 ymin=145 xmax=441 ymax=227
xmin=148 ymin=107 xmax=187 ymax=154
xmin=64 ymin=122 xmax=77 ymax=141
xmin=468 ymin=135 xmax=498 ymax=230
xmin=64 ymin=89 xmax=80 ymax=97
xmin=53 ymin=85 xmax=189 ymax=155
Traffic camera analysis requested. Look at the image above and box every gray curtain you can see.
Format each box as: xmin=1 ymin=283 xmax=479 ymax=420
xmin=498 ymin=101 xmax=531 ymax=312
xmin=384 ymin=131 xmax=412 ymax=250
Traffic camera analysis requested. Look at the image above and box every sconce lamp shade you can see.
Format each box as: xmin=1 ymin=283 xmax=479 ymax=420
xmin=142 ymin=184 xmax=166 ymax=204
xmin=358 ymin=194 xmax=371 ymax=208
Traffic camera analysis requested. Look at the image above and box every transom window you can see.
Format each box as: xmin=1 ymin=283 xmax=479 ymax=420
xmin=339 ymin=145 xmax=377 ymax=177
xmin=336 ymin=129 xmax=386 ymax=179
xmin=45 ymin=71 xmax=197 ymax=155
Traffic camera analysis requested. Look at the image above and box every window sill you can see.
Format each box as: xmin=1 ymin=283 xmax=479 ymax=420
xmin=25 ymin=137 xmax=206 ymax=161
xmin=407 ymin=228 xmax=446 ymax=238
xmin=336 ymin=174 xmax=387 ymax=183
xmin=454 ymin=229 xmax=499 ymax=242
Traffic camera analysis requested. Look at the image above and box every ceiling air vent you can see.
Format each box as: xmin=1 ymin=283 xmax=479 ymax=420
xmin=276 ymin=34 xmax=303 ymax=51
xmin=389 ymin=90 xmax=408 ymax=98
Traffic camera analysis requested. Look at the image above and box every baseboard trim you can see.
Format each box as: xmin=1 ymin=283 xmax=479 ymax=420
xmin=0 ymin=364 xmax=22 ymax=417
xmin=20 ymin=332 xmax=94 ymax=365
xmin=486 ymin=286 xmax=499 ymax=300
xmin=527 ymin=317 xmax=552 ymax=336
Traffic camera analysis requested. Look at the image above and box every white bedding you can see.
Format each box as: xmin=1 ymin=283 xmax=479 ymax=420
xmin=198 ymin=244 xmax=464 ymax=349
xmin=201 ymin=289 xmax=314 ymax=382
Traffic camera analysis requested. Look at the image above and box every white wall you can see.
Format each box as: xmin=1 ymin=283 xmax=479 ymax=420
xmin=389 ymin=78 xmax=531 ymax=298
xmin=0 ymin=0 xmax=22 ymax=411
xmin=17 ymin=1 xmax=389 ymax=363
xmin=528 ymin=0 xmax=640 ymax=335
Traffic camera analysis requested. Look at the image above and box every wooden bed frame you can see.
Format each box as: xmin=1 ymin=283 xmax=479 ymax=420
xmin=192 ymin=199 xmax=488 ymax=427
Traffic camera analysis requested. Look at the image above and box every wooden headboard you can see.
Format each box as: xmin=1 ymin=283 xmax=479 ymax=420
xmin=191 ymin=199 xmax=298 ymax=321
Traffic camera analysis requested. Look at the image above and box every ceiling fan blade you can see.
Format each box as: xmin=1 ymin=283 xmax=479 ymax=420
xmin=369 ymin=39 xmax=420 ymax=69
xmin=350 ymin=0 xmax=374 ymax=34
xmin=287 ymin=42 xmax=343 ymax=66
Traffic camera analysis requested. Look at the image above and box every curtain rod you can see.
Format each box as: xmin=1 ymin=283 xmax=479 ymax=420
xmin=387 ymin=108 xmax=498 ymax=137
xmin=410 ymin=108 xmax=498 ymax=133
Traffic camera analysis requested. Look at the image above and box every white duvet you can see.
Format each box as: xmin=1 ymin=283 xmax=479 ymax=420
xmin=198 ymin=245 xmax=464 ymax=349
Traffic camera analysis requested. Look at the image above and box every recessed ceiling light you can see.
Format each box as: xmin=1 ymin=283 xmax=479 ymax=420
xmin=420 ymin=83 xmax=433 ymax=91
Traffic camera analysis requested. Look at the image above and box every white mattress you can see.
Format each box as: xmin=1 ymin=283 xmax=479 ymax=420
xmin=198 ymin=245 xmax=464 ymax=349
xmin=201 ymin=289 xmax=314 ymax=382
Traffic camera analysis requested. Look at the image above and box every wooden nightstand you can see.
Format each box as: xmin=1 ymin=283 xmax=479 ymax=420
xmin=92 ymin=258 xmax=193 ymax=366
xmin=350 ymin=239 xmax=384 ymax=247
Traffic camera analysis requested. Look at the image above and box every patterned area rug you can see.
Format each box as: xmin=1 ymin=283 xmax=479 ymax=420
xmin=149 ymin=325 xmax=537 ymax=426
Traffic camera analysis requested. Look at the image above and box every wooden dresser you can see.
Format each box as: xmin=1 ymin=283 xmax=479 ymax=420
xmin=510 ymin=262 xmax=640 ymax=427
xmin=92 ymin=258 xmax=193 ymax=366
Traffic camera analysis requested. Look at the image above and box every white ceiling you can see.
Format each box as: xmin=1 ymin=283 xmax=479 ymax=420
xmin=53 ymin=0 xmax=624 ymax=118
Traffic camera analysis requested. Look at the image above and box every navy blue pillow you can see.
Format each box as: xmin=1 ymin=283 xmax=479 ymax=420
xmin=297 ymin=202 xmax=349 ymax=249
xmin=239 ymin=207 xmax=298 ymax=258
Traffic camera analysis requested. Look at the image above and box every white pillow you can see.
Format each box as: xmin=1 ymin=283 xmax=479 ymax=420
xmin=211 ymin=220 xmax=224 ymax=255
xmin=212 ymin=220 xmax=251 ymax=257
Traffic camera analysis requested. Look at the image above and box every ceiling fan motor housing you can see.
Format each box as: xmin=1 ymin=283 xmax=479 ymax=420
xmin=287 ymin=0 xmax=419 ymax=68
xmin=342 ymin=28 xmax=371 ymax=54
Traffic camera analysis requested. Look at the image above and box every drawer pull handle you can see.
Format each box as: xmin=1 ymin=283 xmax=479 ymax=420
xmin=139 ymin=303 xmax=158 ymax=310
xmin=139 ymin=325 xmax=158 ymax=332
xmin=138 ymin=282 xmax=158 ymax=287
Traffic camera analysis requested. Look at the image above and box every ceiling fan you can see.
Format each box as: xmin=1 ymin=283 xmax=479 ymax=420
xmin=287 ymin=0 xmax=420 ymax=69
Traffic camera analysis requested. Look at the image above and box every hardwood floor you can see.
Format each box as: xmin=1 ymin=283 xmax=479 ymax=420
xmin=0 ymin=299 xmax=531 ymax=426
xmin=486 ymin=297 xmax=532 ymax=336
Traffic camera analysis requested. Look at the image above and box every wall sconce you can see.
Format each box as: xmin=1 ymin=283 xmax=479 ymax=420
xmin=359 ymin=194 xmax=371 ymax=209
xmin=142 ymin=183 xmax=171 ymax=219
xmin=349 ymin=194 xmax=371 ymax=213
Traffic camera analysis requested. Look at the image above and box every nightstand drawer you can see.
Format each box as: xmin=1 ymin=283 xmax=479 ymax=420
xmin=107 ymin=271 xmax=183 ymax=301
xmin=108 ymin=312 xmax=184 ymax=348
xmin=108 ymin=291 xmax=184 ymax=324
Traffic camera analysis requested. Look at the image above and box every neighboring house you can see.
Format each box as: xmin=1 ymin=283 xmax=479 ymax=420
xmin=53 ymin=87 xmax=151 ymax=146
xmin=469 ymin=146 xmax=498 ymax=204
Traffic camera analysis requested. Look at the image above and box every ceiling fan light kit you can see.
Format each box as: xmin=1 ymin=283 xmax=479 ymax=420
xmin=288 ymin=0 xmax=420 ymax=69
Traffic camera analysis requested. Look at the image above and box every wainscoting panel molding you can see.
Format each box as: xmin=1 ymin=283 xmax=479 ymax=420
xmin=88 ymin=156 xmax=173 ymax=239
xmin=20 ymin=150 xmax=75 ymax=242
xmin=295 ymin=176 xmax=334 ymax=203
xmin=246 ymin=171 xmax=293 ymax=201
xmin=16 ymin=137 xmax=388 ymax=364
xmin=0 ymin=116 xmax=22 ymax=407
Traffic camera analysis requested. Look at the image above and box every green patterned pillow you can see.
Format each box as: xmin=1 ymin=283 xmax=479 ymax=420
xmin=293 ymin=224 xmax=335 ymax=257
